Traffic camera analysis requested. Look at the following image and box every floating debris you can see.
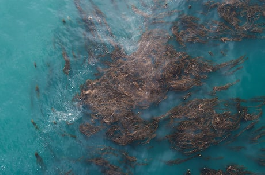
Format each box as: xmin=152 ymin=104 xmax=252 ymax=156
xmin=31 ymin=119 xmax=39 ymax=130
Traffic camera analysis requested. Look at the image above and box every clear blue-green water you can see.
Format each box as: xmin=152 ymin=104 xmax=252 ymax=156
xmin=1 ymin=0 xmax=265 ymax=174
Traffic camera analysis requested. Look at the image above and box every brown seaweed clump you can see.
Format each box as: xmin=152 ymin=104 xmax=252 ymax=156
xmin=164 ymin=97 xmax=264 ymax=155
xmin=87 ymin=146 xmax=145 ymax=175
xmin=75 ymin=28 xmax=246 ymax=145
xmin=171 ymin=0 xmax=265 ymax=46
xmin=201 ymin=164 xmax=255 ymax=175
xmin=79 ymin=122 xmax=101 ymax=137
xmin=89 ymin=157 xmax=125 ymax=175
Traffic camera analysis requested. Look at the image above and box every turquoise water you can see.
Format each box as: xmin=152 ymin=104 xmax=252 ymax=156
xmin=1 ymin=0 xmax=265 ymax=174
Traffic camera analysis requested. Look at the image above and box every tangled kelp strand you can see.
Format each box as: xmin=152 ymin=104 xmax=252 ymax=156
xmin=200 ymin=164 xmax=255 ymax=175
xmin=85 ymin=146 xmax=147 ymax=175
xmin=164 ymin=97 xmax=265 ymax=155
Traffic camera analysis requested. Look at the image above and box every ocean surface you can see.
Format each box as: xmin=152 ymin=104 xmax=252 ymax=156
xmin=1 ymin=0 xmax=265 ymax=174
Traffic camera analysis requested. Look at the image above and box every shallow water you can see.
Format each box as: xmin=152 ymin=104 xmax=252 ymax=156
xmin=1 ymin=0 xmax=265 ymax=174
